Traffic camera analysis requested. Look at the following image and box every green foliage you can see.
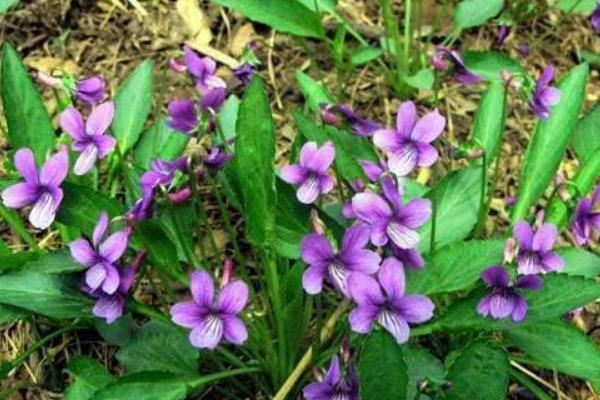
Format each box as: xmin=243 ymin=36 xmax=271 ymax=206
xmin=402 ymin=345 xmax=445 ymax=400
xmin=112 ymin=60 xmax=154 ymax=153
xmin=453 ymin=0 xmax=504 ymax=30
xmin=1 ymin=43 xmax=55 ymax=163
xmin=555 ymin=0 xmax=597 ymax=12
xmin=558 ymin=247 xmax=600 ymax=278
xmin=350 ymin=46 xmax=384 ymax=66
xmin=133 ymin=116 xmax=189 ymax=169
xmin=296 ymin=70 xmax=334 ymax=112
xmin=135 ymin=219 xmax=183 ymax=280
xmin=0 ymin=0 xmax=19 ymax=14
xmin=64 ymin=357 xmax=116 ymax=400
xmin=445 ymin=341 xmax=509 ymax=400
xmin=357 ymin=331 xmax=408 ymax=400
xmin=211 ymin=0 xmax=324 ymax=38
xmin=91 ymin=372 xmax=189 ymax=400
xmin=462 ymin=51 xmax=526 ymax=82
xmin=276 ymin=179 xmax=311 ymax=259
xmin=472 ymin=81 xmax=507 ymax=162
xmin=571 ymin=102 xmax=600 ymax=164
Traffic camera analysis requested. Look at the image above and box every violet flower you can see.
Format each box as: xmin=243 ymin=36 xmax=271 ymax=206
xmin=571 ymin=186 xmax=600 ymax=246
xmin=300 ymin=225 xmax=381 ymax=297
xmin=352 ymin=176 xmax=431 ymax=249
xmin=303 ymin=356 xmax=359 ymax=400
xmin=477 ymin=266 xmax=542 ymax=322
xmin=69 ymin=212 xmax=130 ymax=294
xmin=203 ymin=147 xmax=232 ymax=170
xmin=337 ymin=104 xmax=382 ymax=137
xmin=170 ymin=270 xmax=249 ymax=349
xmin=359 ymin=159 xmax=387 ymax=182
xmin=373 ymin=101 xmax=445 ymax=176
xmin=140 ymin=157 xmax=188 ymax=194
xmin=167 ymin=99 xmax=199 ymax=134
xmin=75 ymin=76 xmax=107 ymax=106
xmin=1 ymin=146 xmax=69 ymax=229
xmin=184 ymin=46 xmax=227 ymax=94
xmin=280 ymin=141 xmax=335 ymax=204
xmin=348 ymin=257 xmax=434 ymax=344
xmin=59 ymin=101 xmax=116 ymax=175
xmin=391 ymin=245 xmax=425 ymax=270
xmin=590 ymin=1 xmax=600 ymax=34
xmin=233 ymin=62 xmax=255 ymax=85
xmin=431 ymin=46 xmax=481 ymax=85
xmin=530 ymin=65 xmax=561 ymax=120
xmin=513 ymin=220 xmax=564 ymax=275
xmin=200 ymin=88 xmax=226 ymax=113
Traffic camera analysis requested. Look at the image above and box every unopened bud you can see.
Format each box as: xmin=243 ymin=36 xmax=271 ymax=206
xmin=310 ymin=209 xmax=326 ymax=235
xmin=169 ymin=57 xmax=187 ymax=73
xmin=557 ymin=184 xmax=571 ymax=202
xmin=467 ymin=148 xmax=484 ymax=160
xmin=320 ymin=104 xmax=341 ymax=126
xmin=169 ymin=187 xmax=192 ymax=204
xmin=221 ymin=259 xmax=234 ymax=287
xmin=341 ymin=337 xmax=351 ymax=363
xmin=36 ymin=71 xmax=62 ymax=88
xmin=501 ymin=69 xmax=512 ymax=83
xmin=535 ymin=209 xmax=545 ymax=228
xmin=504 ymin=238 xmax=516 ymax=264
xmin=342 ymin=202 xmax=355 ymax=219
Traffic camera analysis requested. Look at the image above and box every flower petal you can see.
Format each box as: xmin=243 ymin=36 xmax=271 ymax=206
xmin=477 ymin=294 xmax=492 ymax=317
xmin=373 ymin=128 xmax=402 ymax=153
xmin=352 ymin=192 xmax=392 ymax=224
xmin=86 ymin=263 xmax=107 ymax=291
xmin=394 ymin=294 xmax=435 ymax=323
xmin=377 ymin=257 xmax=405 ymax=299
xmin=324 ymin=356 xmax=342 ymax=386
xmin=279 ymin=165 xmax=307 ymax=185
xmin=532 ymin=223 xmax=558 ymax=252
xmin=93 ymin=212 xmax=109 ymax=248
xmin=299 ymin=142 xmax=318 ymax=167
xmin=39 ymin=147 xmax=69 ymax=187
xmin=305 ymin=141 xmax=335 ymax=174
xmin=348 ymin=272 xmax=384 ymax=306
xmin=377 ymin=310 xmax=410 ymax=344
xmin=416 ymin=142 xmax=439 ymax=167
xmin=221 ymin=315 xmax=248 ymax=344
xmin=489 ymin=293 xmax=515 ymax=319
xmin=381 ymin=176 xmax=403 ymax=212
xmin=386 ymin=221 xmax=419 ymax=249
xmin=69 ymin=239 xmax=96 ymax=266
xmin=348 ymin=305 xmax=379 ymax=334
xmin=411 ymin=109 xmax=445 ymax=143
xmin=190 ymin=270 xmax=215 ymax=308
xmin=92 ymin=135 xmax=117 ymax=158
xmin=14 ymin=148 xmax=39 ymax=184
xmin=73 ymin=144 xmax=98 ymax=176
xmin=29 ymin=190 xmax=62 ymax=229
xmin=59 ymin=106 xmax=86 ymax=140
xmin=189 ymin=316 xmax=223 ymax=349
xmin=539 ymin=251 xmax=565 ymax=273
xmin=395 ymin=101 xmax=418 ymax=139
xmin=513 ymin=220 xmax=534 ymax=250
xmin=399 ymin=198 xmax=432 ymax=229
xmin=1 ymin=182 xmax=39 ymax=208
xmin=515 ymin=274 xmax=543 ymax=290
xmin=102 ymin=264 xmax=120 ymax=295
xmin=171 ymin=301 xmax=206 ymax=328
xmin=93 ymin=295 xmax=124 ymax=324
xmin=341 ymin=224 xmax=370 ymax=252
xmin=511 ymin=296 xmax=528 ymax=322
xmin=99 ymin=230 xmax=129 ymax=263
xmin=481 ymin=266 xmax=509 ymax=287
xmin=217 ymin=280 xmax=248 ymax=315
xmin=302 ymin=264 xmax=327 ymax=294
xmin=388 ymin=143 xmax=418 ymax=176
xmin=296 ymin=176 xmax=320 ymax=204
xmin=301 ymin=234 xmax=333 ymax=264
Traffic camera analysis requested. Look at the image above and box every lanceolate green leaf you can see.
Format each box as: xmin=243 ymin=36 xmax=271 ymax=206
xmin=463 ymin=51 xmax=526 ymax=82
xmin=0 ymin=0 xmax=20 ymax=14
xmin=558 ymin=247 xmax=600 ymax=278
xmin=571 ymin=102 xmax=600 ymax=163
xmin=357 ymin=331 xmax=408 ymax=400
xmin=64 ymin=356 xmax=116 ymax=400
xmin=112 ymin=60 xmax=154 ymax=153
xmin=506 ymin=320 xmax=600 ymax=382
xmin=555 ymin=0 xmax=597 ymax=12
xmin=276 ymin=179 xmax=310 ymax=259
xmin=512 ymin=63 xmax=589 ymax=223
xmin=296 ymin=70 xmax=334 ymax=113
xmin=453 ymin=0 xmax=504 ymax=30
xmin=1 ymin=43 xmax=55 ymax=163
xmin=230 ymin=76 xmax=276 ymax=248
xmin=135 ymin=219 xmax=184 ymax=281
xmin=211 ymin=0 xmax=324 ymax=39
xmin=91 ymin=372 xmax=188 ymax=400
xmin=472 ymin=81 xmax=507 ymax=163
xmin=133 ymin=116 xmax=189 ymax=169
xmin=402 ymin=345 xmax=445 ymax=400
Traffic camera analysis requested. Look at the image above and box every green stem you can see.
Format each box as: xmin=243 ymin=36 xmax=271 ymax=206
xmin=264 ymin=254 xmax=287 ymax=384
xmin=0 ymin=204 xmax=40 ymax=251
xmin=381 ymin=0 xmax=405 ymax=86
xmin=403 ymin=0 xmax=413 ymax=72
xmin=410 ymin=321 xmax=441 ymax=337
xmin=186 ymin=367 xmax=261 ymax=391
xmin=429 ymin=163 xmax=439 ymax=255
xmin=128 ymin=299 xmax=171 ymax=324
xmin=473 ymin=152 xmax=489 ymax=237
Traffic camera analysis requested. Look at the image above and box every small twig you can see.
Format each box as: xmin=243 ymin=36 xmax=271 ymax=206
xmin=510 ymin=361 xmax=573 ymax=400
xmin=267 ymin=30 xmax=283 ymax=110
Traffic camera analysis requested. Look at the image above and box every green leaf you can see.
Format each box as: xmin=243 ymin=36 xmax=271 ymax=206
xmin=112 ymin=60 xmax=154 ymax=152
xmin=57 ymin=183 xmax=125 ymax=236
xmin=116 ymin=321 xmax=199 ymax=376
xmin=159 ymin=203 xmax=196 ymax=265
xmin=512 ymin=63 xmax=589 ymax=222
xmin=437 ymin=273 xmax=600 ymax=331
xmin=507 ymin=320 xmax=600 ymax=382
xmin=95 ymin=314 xmax=133 ymax=347
xmin=230 ymin=76 xmax=276 ymax=247
xmin=350 ymin=46 xmax=383 ymax=66
xmin=445 ymin=341 xmax=509 ymax=400
xmin=0 ymin=303 xmax=28 ymax=324
xmin=135 ymin=219 xmax=183 ymax=280
xmin=403 ymin=68 xmax=435 ymax=90
xmin=215 ymin=95 xmax=240 ymax=146
xmin=0 ymin=0 xmax=20 ymax=14
xmin=211 ymin=0 xmax=324 ymax=38
xmin=0 ymin=251 xmax=40 ymax=273
xmin=276 ymin=179 xmax=310 ymax=259
xmin=296 ymin=70 xmax=334 ymax=112
xmin=419 ymin=166 xmax=482 ymax=252
xmin=472 ymin=81 xmax=507 ymax=162
xmin=91 ymin=372 xmax=188 ymax=400
xmin=402 ymin=345 xmax=445 ymax=400
xmin=1 ymin=43 xmax=55 ymax=163
xmin=571 ymin=102 xmax=600 ymax=164
xmin=64 ymin=356 xmax=116 ymax=400
xmin=296 ymin=0 xmax=336 ymax=12
xmin=133 ymin=116 xmax=189 ymax=169
xmin=20 ymin=250 xmax=84 ymax=274
xmin=555 ymin=0 xmax=597 ymax=12
xmin=558 ymin=247 xmax=600 ymax=278
xmin=407 ymin=240 xmax=504 ymax=295
xmin=462 ymin=51 xmax=526 ymax=82
xmin=453 ymin=0 xmax=504 ymax=29
xmin=0 ymin=270 xmax=92 ymax=318
xmin=357 ymin=331 xmax=408 ymax=400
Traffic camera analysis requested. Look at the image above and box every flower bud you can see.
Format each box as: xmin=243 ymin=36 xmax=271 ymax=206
xmin=310 ymin=209 xmax=326 ymax=235
xmin=169 ymin=187 xmax=192 ymax=204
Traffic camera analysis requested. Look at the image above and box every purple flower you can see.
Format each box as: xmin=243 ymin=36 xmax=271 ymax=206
xmin=280 ymin=141 xmax=335 ymax=204
xmin=513 ymin=221 xmax=564 ymax=275
xmin=233 ymin=62 xmax=255 ymax=85
xmin=140 ymin=157 xmax=188 ymax=194
xmin=1 ymin=146 xmax=69 ymax=229
xmin=167 ymin=99 xmax=199 ymax=134
xmin=348 ymin=257 xmax=434 ymax=344
xmin=203 ymin=147 xmax=232 ymax=170
xmin=495 ymin=25 xmax=509 ymax=47
xmin=300 ymin=225 xmax=381 ymax=297
xmin=431 ymin=46 xmax=481 ymax=85
xmin=127 ymin=195 xmax=152 ymax=222
xmin=351 ymin=176 xmax=431 ymax=249
xmin=391 ymin=245 xmax=425 ymax=270
xmin=337 ymin=104 xmax=382 ymax=137
xmin=59 ymin=102 xmax=116 ymax=175
xmin=303 ymin=356 xmax=359 ymax=400
xmin=477 ymin=266 xmax=542 ymax=322
xmin=170 ymin=270 xmax=249 ymax=349
xmin=184 ymin=46 xmax=227 ymax=94
xmin=359 ymin=159 xmax=387 ymax=182
xmin=373 ymin=101 xmax=445 ymax=176
xmin=530 ymin=65 xmax=561 ymax=120
xmin=69 ymin=212 xmax=130 ymax=295
xmin=571 ymin=186 xmax=600 ymax=246
xmin=590 ymin=1 xmax=600 ymax=33
xmin=75 ymin=76 xmax=107 ymax=106
xmin=200 ymin=88 xmax=226 ymax=112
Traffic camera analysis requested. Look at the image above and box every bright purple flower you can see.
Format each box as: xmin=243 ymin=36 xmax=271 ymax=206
xmin=359 ymin=159 xmax=387 ymax=182
xmin=167 ymin=99 xmax=199 ymax=134
xmin=373 ymin=101 xmax=445 ymax=176
xmin=320 ymin=104 xmax=342 ymax=126
xmin=530 ymin=65 xmax=561 ymax=120
xmin=590 ymin=1 xmax=600 ymax=33
xmin=431 ymin=46 xmax=481 ymax=85
xmin=75 ymin=76 xmax=107 ymax=106
xmin=1 ymin=146 xmax=69 ymax=229
xmin=69 ymin=212 xmax=129 ymax=295
xmin=233 ymin=62 xmax=255 ymax=85
xmin=303 ymin=356 xmax=359 ymax=400
xmin=477 ymin=266 xmax=542 ymax=322
xmin=571 ymin=186 xmax=600 ymax=246
xmin=352 ymin=176 xmax=431 ymax=249
xmin=348 ymin=257 xmax=434 ymax=344
xmin=391 ymin=245 xmax=425 ymax=270
xmin=280 ymin=141 xmax=335 ymax=204
xmin=59 ymin=102 xmax=116 ymax=175
xmin=170 ymin=270 xmax=249 ymax=349
xmin=127 ymin=195 xmax=152 ymax=222
xmin=140 ymin=157 xmax=188 ymax=194
xmin=200 ymin=88 xmax=226 ymax=112
xmin=184 ymin=46 xmax=227 ymax=94
xmin=337 ymin=104 xmax=381 ymax=137
xmin=300 ymin=225 xmax=381 ymax=297
xmin=203 ymin=147 xmax=232 ymax=170
xmin=513 ymin=221 xmax=564 ymax=274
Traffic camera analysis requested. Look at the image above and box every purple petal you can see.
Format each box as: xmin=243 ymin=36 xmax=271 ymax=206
xmin=217 ymin=280 xmax=248 ymax=315
xmin=341 ymin=224 xmax=370 ymax=252
xmin=189 ymin=316 xmax=223 ymax=349
xmin=539 ymin=251 xmax=565 ymax=273
xmin=92 ymin=135 xmax=117 ymax=158
xmin=93 ymin=212 xmax=109 ymax=247
xmin=29 ymin=190 xmax=62 ymax=229
xmin=411 ymin=109 xmax=445 ymax=143
xmin=392 ymin=246 xmax=425 ymax=270
xmin=101 ymin=264 xmax=120 ymax=295
xmin=532 ymin=223 xmax=558 ymax=252
xmin=93 ymin=295 xmax=124 ymax=324
xmin=318 ymin=175 xmax=334 ymax=195
xmin=373 ymin=128 xmax=402 ymax=153
xmin=69 ymin=239 xmax=96 ymax=266
xmin=515 ymin=274 xmax=543 ymax=290
xmin=489 ymin=293 xmax=515 ymax=319
xmin=395 ymin=101 xmax=418 ymax=139
xmin=200 ymin=87 xmax=226 ymax=112
xmin=279 ymin=165 xmax=306 ymax=184
xmin=370 ymin=222 xmax=390 ymax=247
xmin=185 ymin=46 xmax=215 ymax=78
xmin=76 ymin=76 xmax=106 ymax=105
xmin=302 ymin=264 xmax=327 ymax=294
xmin=377 ymin=257 xmax=405 ymax=300
xmin=352 ymin=192 xmax=392 ymax=224
xmin=299 ymin=142 xmax=318 ymax=167
xmin=348 ymin=305 xmax=379 ymax=334
xmin=59 ymin=107 xmax=86 ymax=141
xmin=541 ymin=87 xmax=561 ymax=106
xmin=359 ymin=160 xmax=384 ymax=182
xmin=388 ymin=143 xmax=418 ymax=176
xmin=538 ymin=65 xmax=555 ymax=87
xmin=167 ymin=99 xmax=198 ymax=133
xmin=14 ymin=148 xmax=39 ymax=184
xmin=99 ymin=230 xmax=129 ymax=263
xmin=297 ymin=176 xmax=321 ymax=204
xmin=385 ymin=221 xmax=420 ymax=249
xmin=381 ymin=176 xmax=403 ymax=212
xmin=39 ymin=147 xmax=69 ymax=187
xmin=481 ymin=266 xmax=509 ymax=288
xmin=399 ymin=198 xmax=432 ymax=229
xmin=86 ymin=263 xmax=107 ymax=291
xmin=377 ymin=310 xmax=410 ymax=344
xmin=171 ymin=301 xmax=206 ymax=328
xmin=348 ymin=272 xmax=384 ymax=306
xmin=221 ymin=315 xmax=248 ymax=344
xmin=300 ymin=234 xmax=333 ymax=265
xmin=1 ymin=182 xmax=39 ymax=208
xmin=394 ymin=294 xmax=435 ymax=323
xmin=73 ymin=144 xmax=99 ymax=175
xmin=511 ymin=296 xmax=528 ymax=322
xmin=86 ymin=101 xmax=114 ymax=136
xmin=342 ymin=250 xmax=381 ymax=276
xmin=306 ymin=141 xmax=336 ymax=174
xmin=324 ymin=356 xmax=342 ymax=386
xmin=513 ymin=220 xmax=534 ymax=250
xmin=190 ymin=270 xmax=215 ymax=309
xmin=477 ymin=294 xmax=492 ymax=317
xmin=416 ymin=142 xmax=439 ymax=167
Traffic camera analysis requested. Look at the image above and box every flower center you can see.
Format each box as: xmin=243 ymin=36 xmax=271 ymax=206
xmin=328 ymin=262 xmax=348 ymax=294
xmin=386 ymin=221 xmax=417 ymax=249
xmin=332 ymin=392 xmax=352 ymax=400
xmin=519 ymin=251 xmax=540 ymax=273
xmin=202 ymin=314 xmax=223 ymax=337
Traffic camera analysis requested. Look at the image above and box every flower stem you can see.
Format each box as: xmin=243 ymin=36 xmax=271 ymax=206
xmin=0 ymin=204 xmax=40 ymax=251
